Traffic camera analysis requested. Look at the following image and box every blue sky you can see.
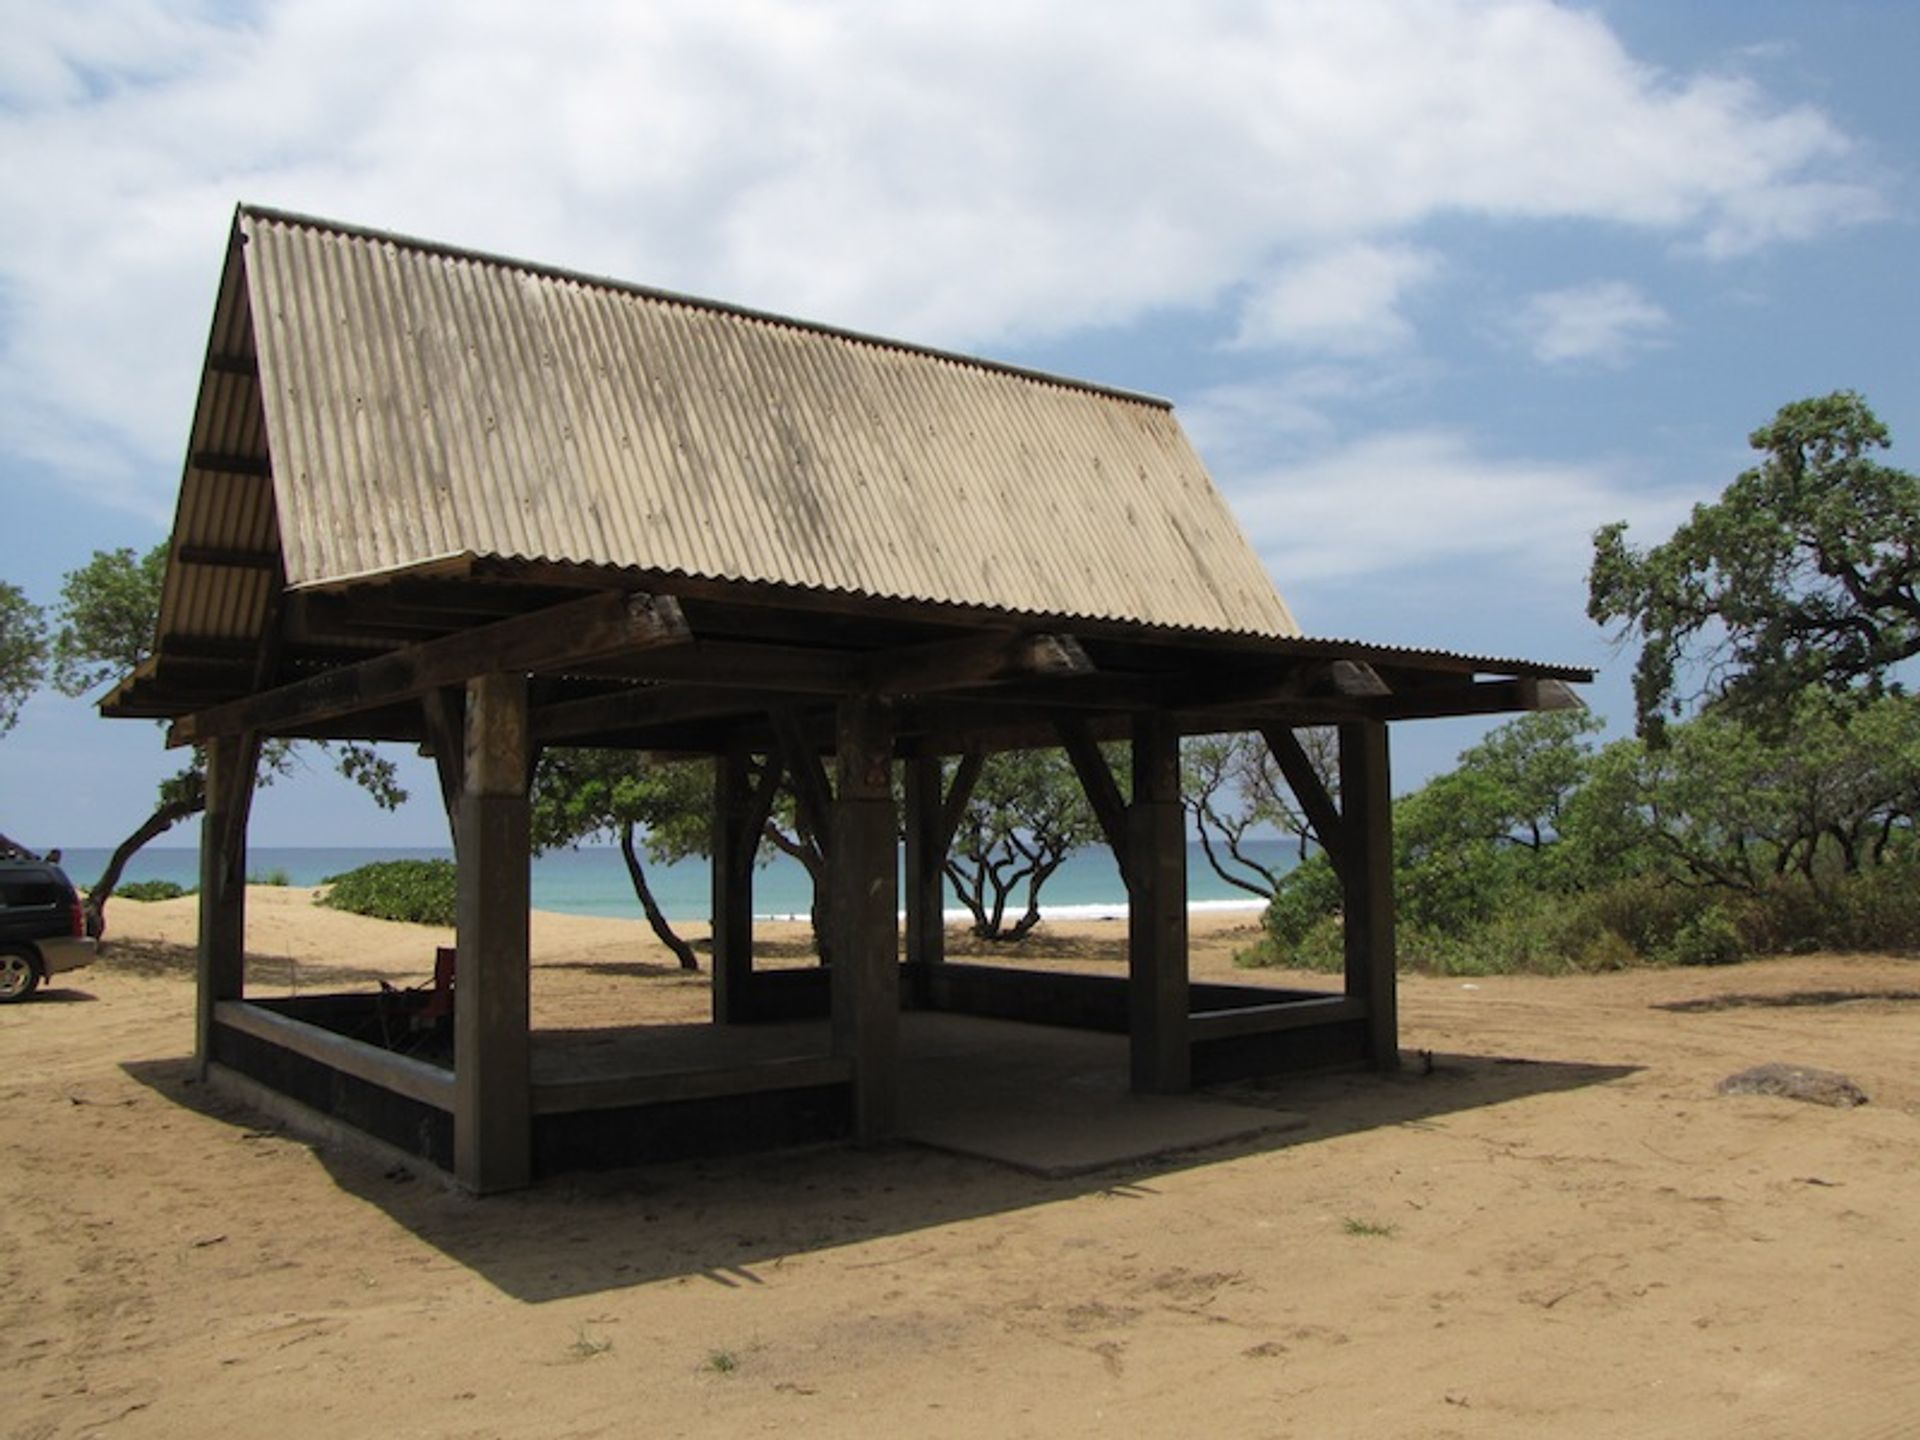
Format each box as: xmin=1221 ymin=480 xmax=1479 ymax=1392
xmin=1 ymin=0 xmax=1914 ymax=849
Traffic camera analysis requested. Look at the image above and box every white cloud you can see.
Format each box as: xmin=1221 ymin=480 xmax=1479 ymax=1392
xmin=1178 ymin=364 xmax=1427 ymax=468
xmin=0 ymin=0 xmax=1883 ymax=514
xmin=1222 ymin=428 xmax=1688 ymax=591
xmin=1516 ymin=280 xmax=1672 ymax=366
xmin=1230 ymin=244 xmax=1440 ymax=354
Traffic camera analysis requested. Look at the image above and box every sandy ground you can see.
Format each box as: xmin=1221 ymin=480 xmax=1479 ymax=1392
xmin=4 ymin=887 xmax=1918 ymax=1440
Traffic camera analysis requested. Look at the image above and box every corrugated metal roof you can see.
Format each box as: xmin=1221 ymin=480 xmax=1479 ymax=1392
xmin=237 ymin=206 xmax=1299 ymax=638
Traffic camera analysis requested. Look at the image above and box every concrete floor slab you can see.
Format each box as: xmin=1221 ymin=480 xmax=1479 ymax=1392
xmin=895 ymin=1013 xmax=1307 ymax=1177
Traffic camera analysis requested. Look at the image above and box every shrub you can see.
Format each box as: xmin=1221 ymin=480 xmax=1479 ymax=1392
xmin=318 ymin=859 xmax=458 ymax=926
xmin=1260 ymin=852 xmax=1341 ymax=950
xmin=1243 ymin=853 xmax=1920 ymax=976
xmin=1658 ymin=902 xmax=1747 ymax=966
xmin=118 ymin=879 xmax=191 ymax=902
xmin=248 ymin=866 xmax=292 ymax=887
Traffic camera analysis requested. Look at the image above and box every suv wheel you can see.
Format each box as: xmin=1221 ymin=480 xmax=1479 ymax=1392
xmin=0 ymin=947 xmax=41 ymax=1003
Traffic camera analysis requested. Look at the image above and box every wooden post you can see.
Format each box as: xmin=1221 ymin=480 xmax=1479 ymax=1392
xmin=454 ymin=671 xmax=533 ymax=1193
xmin=195 ymin=731 xmax=260 ymax=1078
xmin=830 ymin=696 xmax=899 ymax=1140
xmin=420 ymin=685 xmax=466 ymax=854
xmin=1339 ymin=720 xmax=1400 ymax=1070
xmin=902 ymin=754 xmax=944 ymax=989
xmin=711 ymin=747 xmax=755 ymax=1023
xmin=1128 ymin=712 xmax=1189 ymax=1093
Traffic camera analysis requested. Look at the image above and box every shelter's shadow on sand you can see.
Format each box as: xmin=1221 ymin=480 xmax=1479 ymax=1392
xmin=100 ymin=936 xmax=394 ymax=989
xmin=538 ymin=959 xmax=692 ymax=980
xmin=123 ymin=1044 xmax=1635 ymax=1305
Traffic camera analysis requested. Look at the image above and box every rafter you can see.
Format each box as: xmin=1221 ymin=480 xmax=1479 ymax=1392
xmin=170 ymin=591 xmax=692 ymax=746
xmin=190 ymin=451 xmax=271 ymax=477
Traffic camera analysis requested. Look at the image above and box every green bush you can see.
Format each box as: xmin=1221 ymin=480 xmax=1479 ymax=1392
xmin=248 ymin=866 xmax=292 ymax=887
xmin=1659 ymin=902 xmax=1746 ymax=966
xmin=317 ymin=859 xmax=457 ymax=926
xmin=1242 ymin=862 xmax=1920 ymax=977
xmin=1259 ymin=852 xmax=1341 ymax=949
xmin=118 ymin=879 xmax=192 ymax=902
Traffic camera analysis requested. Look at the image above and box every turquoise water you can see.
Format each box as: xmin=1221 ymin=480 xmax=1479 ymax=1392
xmin=60 ymin=840 xmax=1295 ymax=923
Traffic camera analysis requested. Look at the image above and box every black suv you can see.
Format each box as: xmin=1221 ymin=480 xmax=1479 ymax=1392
xmin=0 ymin=859 xmax=96 ymax=1002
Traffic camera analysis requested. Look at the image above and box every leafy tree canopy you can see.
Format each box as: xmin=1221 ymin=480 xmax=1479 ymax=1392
xmin=44 ymin=543 xmax=402 ymax=926
xmin=0 ymin=580 xmax=47 ymax=736
xmin=52 ymin=544 xmax=166 ymax=694
xmin=1590 ymin=392 xmax=1920 ymax=739
xmin=530 ymin=749 xmax=712 ymax=969
xmin=946 ymin=747 xmax=1108 ymax=941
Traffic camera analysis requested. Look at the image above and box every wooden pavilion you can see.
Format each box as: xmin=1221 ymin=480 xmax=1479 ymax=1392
xmin=105 ymin=206 xmax=1590 ymax=1193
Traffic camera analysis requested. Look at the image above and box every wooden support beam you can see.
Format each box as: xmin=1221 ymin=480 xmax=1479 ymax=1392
xmin=1521 ymin=677 xmax=1585 ymax=711
xmin=770 ymin=705 xmax=834 ymax=856
xmin=1187 ymin=994 xmax=1366 ymax=1042
xmin=903 ymin=755 xmax=945 ymax=975
xmin=195 ymin=731 xmax=260 ymax=1078
xmin=1372 ymin=678 xmax=1564 ymax=722
xmin=1056 ymin=718 xmax=1133 ymax=889
xmin=831 ymin=695 xmax=899 ymax=1141
xmin=711 ymin=748 xmax=761 ymax=1024
xmin=1330 ymin=660 xmax=1391 ymax=697
xmin=742 ymin=753 xmax=785 ymax=856
xmin=213 ymin=1001 xmax=455 ymax=1110
xmin=531 ymin=1054 xmax=852 ymax=1114
xmin=420 ymin=686 xmax=466 ymax=849
xmin=454 ymin=672 xmax=533 ymax=1193
xmin=901 ymin=704 xmax=1132 ymax=760
xmin=534 ymin=683 xmax=795 ymax=744
xmin=866 ymin=630 xmax=1092 ymax=695
xmin=1128 ymin=712 xmax=1189 ymax=1093
xmin=1259 ymin=725 xmax=1347 ymax=877
xmin=938 ymin=750 xmax=986 ymax=852
xmin=1339 ymin=720 xmax=1399 ymax=1071
xmin=621 ymin=641 xmax=863 ymax=691
xmin=298 ymin=585 xmax=563 ymax=642
xmin=249 ymin=577 xmax=288 ymax=696
xmin=172 ymin=591 xmax=691 ymax=746
xmin=545 ymin=629 xmax=1091 ymax=704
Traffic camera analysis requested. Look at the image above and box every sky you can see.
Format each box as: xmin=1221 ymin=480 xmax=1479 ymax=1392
xmin=1 ymin=0 xmax=1915 ymax=850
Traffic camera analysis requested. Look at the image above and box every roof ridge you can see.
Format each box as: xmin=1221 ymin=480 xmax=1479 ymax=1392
xmin=235 ymin=202 xmax=1174 ymax=412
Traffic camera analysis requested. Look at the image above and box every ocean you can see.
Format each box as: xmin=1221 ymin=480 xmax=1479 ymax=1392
xmin=56 ymin=840 xmax=1296 ymax=924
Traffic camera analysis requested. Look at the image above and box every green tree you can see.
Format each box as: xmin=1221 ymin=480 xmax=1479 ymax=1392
xmin=0 ymin=580 xmax=47 ymax=738
xmin=1262 ymin=711 xmax=1602 ymax=955
xmin=530 ymin=749 xmax=710 ymax=970
xmin=51 ymin=546 xmax=168 ymax=694
xmin=1590 ymin=392 xmax=1920 ymax=739
xmin=1391 ymin=710 xmax=1601 ymax=933
xmin=51 ymin=544 xmax=405 ymax=929
xmin=945 ymin=747 xmax=1108 ymax=941
xmin=1569 ymin=691 xmax=1920 ymax=898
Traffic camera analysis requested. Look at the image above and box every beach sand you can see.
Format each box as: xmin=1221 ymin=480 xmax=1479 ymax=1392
xmin=4 ymin=886 xmax=1917 ymax=1438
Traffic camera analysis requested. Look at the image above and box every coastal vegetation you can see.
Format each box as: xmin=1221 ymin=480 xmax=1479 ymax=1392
xmin=318 ymin=858 xmax=458 ymax=927
xmin=942 ymin=747 xmax=1110 ymax=941
xmin=1247 ymin=393 xmax=1920 ymax=975
xmin=0 ymin=580 xmax=45 ymax=737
